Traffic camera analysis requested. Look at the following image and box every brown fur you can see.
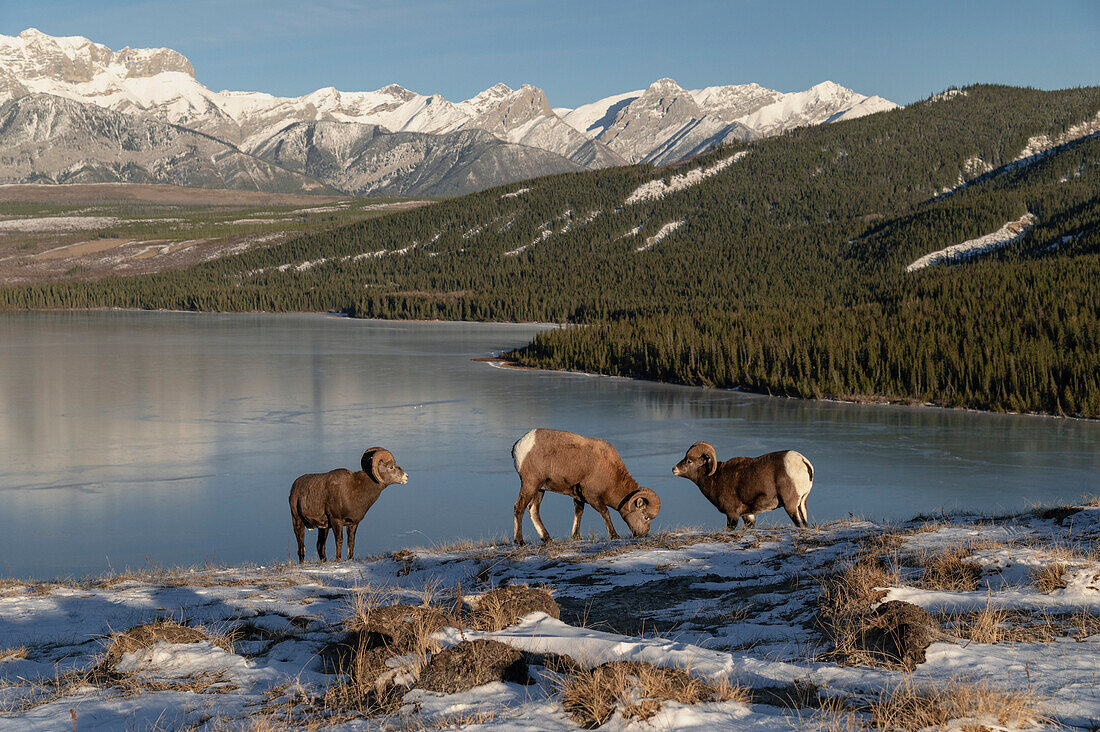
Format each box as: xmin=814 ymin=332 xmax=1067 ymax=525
xmin=673 ymin=442 xmax=813 ymax=530
xmin=289 ymin=447 xmax=408 ymax=562
xmin=511 ymin=429 xmax=661 ymax=545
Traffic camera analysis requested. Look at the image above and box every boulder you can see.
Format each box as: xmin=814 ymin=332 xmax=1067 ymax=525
xmin=859 ymin=600 xmax=941 ymax=670
xmin=415 ymin=640 xmax=531 ymax=693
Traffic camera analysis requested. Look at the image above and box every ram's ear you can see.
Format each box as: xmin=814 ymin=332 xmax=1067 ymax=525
xmin=634 ymin=495 xmax=647 ymax=509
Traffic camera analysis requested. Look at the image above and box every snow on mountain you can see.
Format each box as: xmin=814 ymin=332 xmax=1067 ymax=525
xmin=559 ymin=78 xmax=897 ymax=165
xmin=736 ymin=80 xmax=898 ymax=136
xmin=560 ymin=89 xmax=644 ymax=139
xmin=0 ymin=29 xmax=898 ymax=186
xmin=690 ymin=82 xmax=784 ymax=121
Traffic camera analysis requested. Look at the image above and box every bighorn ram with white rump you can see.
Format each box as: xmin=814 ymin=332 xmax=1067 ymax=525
xmin=511 ymin=428 xmax=661 ymax=545
xmin=289 ymin=447 xmax=408 ymax=563
xmin=673 ymin=442 xmax=813 ymax=530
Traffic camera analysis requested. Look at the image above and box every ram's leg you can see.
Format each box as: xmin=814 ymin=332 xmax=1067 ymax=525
xmin=293 ymin=514 xmax=306 ymax=563
xmin=796 ymin=499 xmax=814 ymax=528
xmin=596 ymin=504 xmax=620 ymax=540
xmin=332 ymin=520 xmax=345 ymax=560
xmin=528 ymin=491 xmax=552 ymax=543
xmin=571 ymin=499 xmax=585 ymax=540
xmin=742 ymin=514 xmax=756 ymax=529
xmin=783 ymin=502 xmax=803 ymax=528
xmin=513 ymin=479 xmax=539 ymax=545
xmin=316 ymin=527 xmax=329 ymax=562
xmin=346 ymin=522 xmax=359 ymax=560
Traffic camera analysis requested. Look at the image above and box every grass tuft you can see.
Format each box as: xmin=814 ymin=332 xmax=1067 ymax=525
xmin=1031 ymin=562 xmax=1068 ymax=593
xmin=560 ymin=661 xmax=747 ymax=728
xmin=867 ymin=677 xmax=1043 ymax=731
xmin=914 ymin=546 xmax=983 ymax=592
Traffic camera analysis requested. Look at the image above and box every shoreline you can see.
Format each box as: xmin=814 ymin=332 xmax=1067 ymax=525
xmin=2 ymin=306 xmax=1087 ymax=421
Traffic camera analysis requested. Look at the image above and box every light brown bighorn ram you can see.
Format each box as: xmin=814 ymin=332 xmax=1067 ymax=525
xmin=673 ymin=442 xmax=813 ymax=530
xmin=511 ymin=428 xmax=661 ymax=545
xmin=289 ymin=447 xmax=408 ymax=562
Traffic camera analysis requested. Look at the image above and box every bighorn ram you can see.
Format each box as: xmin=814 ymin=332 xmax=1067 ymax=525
xmin=511 ymin=428 xmax=661 ymax=545
xmin=289 ymin=447 xmax=408 ymax=562
xmin=672 ymin=442 xmax=813 ymax=529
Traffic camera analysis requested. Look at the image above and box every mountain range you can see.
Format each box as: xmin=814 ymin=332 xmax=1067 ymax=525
xmin=0 ymin=28 xmax=897 ymax=195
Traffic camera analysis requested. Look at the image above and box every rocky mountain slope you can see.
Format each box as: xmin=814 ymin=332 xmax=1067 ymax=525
xmin=0 ymin=94 xmax=331 ymax=193
xmin=0 ymin=28 xmax=896 ymax=193
xmin=245 ymin=120 xmax=583 ymax=197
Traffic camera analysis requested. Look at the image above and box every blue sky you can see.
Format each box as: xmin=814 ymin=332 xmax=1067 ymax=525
xmin=3 ymin=0 xmax=1097 ymax=107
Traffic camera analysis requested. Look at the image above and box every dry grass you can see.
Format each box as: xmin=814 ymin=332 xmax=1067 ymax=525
xmin=100 ymin=618 xmax=234 ymax=665
xmin=467 ymin=584 xmax=558 ymax=631
xmin=0 ymin=618 xmax=238 ymax=715
xmin=940 ymin=607 xmax=1100 ymax=644
xmin=560 ymin=661 xmax=748 ymax=728
xmin=815 ymin=556 xmax=900 ymax=643
xmin=913 ymin=546 xmax=984 ymax=592
xmin=867 ymin=677 xmax=1043 ymax=730
xmin=1031 ymin=562 xmax=1068 ymax=593
xmin=322 ymin=586 xmax=456 ymax=716
xmin=0 ymin=646 xmax=27 ymax=662
xmin=939 ymin=607 xmax=1058 ymax=644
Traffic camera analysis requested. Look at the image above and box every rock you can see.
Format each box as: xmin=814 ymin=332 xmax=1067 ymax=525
xmin=470 ymin=585 xmax=559 ymax=631
xmin=859 ymin=600 xmax=941 ymax=670
xmin=415 ymin=639 xmax=531 ymax=693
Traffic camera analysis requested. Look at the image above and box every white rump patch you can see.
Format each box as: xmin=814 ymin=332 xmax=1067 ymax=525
xmin=512 ymin=430 xmax=538 ymax=472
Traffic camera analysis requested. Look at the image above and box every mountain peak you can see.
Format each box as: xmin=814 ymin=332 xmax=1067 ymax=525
xmin=648 ymin=78 xmax=683 ymax=92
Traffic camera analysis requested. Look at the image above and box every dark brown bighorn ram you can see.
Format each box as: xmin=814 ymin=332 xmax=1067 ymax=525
xmin=673 ymin=442 xmax=814 ymax=530
xmin=289 ymin=447 xmax=408 ymax=562
xmin=511 ymin=428 xmax=661 ymax=545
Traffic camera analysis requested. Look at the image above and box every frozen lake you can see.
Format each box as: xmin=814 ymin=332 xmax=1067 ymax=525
xmin=1 ymin=311 xmax=1097 ymax=578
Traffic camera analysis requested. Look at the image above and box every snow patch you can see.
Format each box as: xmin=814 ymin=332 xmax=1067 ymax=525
xmin=906 ymin=213 xmax=1037 ymax=272
xmin=636 ymin=220 xmax=685 ymax=252
xmin=500 ymin=187 xmax=530 ymax=199
xmin=624 ymin=151 xmax=748 ymax=205
xmin=927 ymin=89 xmax=969 ymax=104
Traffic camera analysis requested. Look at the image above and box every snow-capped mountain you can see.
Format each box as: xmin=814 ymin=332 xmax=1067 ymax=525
xmin=558 ymin=78 xmax=898 ymax=164
xmin=0 ymin=28 xmax=898 ymax=193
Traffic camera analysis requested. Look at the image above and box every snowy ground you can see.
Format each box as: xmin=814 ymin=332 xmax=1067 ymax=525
xmin=2 ymin=503 xmax=1098 ymax=730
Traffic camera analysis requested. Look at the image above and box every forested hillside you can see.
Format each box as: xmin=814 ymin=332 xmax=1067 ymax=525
xmin=2 ymin=85 xmax=1098 ymax=416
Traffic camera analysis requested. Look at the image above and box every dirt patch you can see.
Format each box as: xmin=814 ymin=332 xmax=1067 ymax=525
xmin=555 ymin=571 xmax=806 ymax=638
xmin=1040 ymin=506 xmax=1083 ymax=525
xmin=415 ymin=639 xmax=531 ymax=693
xmin=36 ymin=238 xmax=137 ymax=259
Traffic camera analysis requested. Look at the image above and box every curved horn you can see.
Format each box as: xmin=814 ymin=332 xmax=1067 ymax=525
xmin=692 ymin=441 xmax=718 ymax=477
xmin=361 ymin=447 xmax=392 ymax=483
xmin=639 ymin=487 xmax=661 ymax=517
